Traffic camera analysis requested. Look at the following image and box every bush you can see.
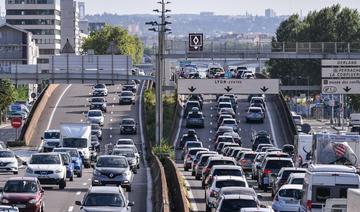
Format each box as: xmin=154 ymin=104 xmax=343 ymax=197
xmin=153 ymin=140 xmax=175 ymax=160
xmin=7 ymin=140 xmax=25 ymax=147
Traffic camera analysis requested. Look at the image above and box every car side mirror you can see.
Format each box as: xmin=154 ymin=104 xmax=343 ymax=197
xmin=41 ymin=137 xmax=44 ymax=140
xmin=128 ymin=201 xmax=135 ymax=207
xmin=91 ymin=164 xmax=95 ymax=169
xmin=22 ymin=161 xmax=27 ymax=166
xmin=257 ymin=194 xmax=263 ymax=199
xmin=75 ymin=201 xmax=82 ymax=206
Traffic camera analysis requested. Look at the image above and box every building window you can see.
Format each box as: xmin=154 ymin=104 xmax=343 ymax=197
xmin=39 ymin=49 xmax=55 ymax=54
xmin=37 ymin=58 xmax=49 ymax=64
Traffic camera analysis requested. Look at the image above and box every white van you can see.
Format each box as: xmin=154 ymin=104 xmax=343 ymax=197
xmin=350 ymin=113 xmax=360 ymax=126
xmin=300 ymin=164 xmax=360 ymax=212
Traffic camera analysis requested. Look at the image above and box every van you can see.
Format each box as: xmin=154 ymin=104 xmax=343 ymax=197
xmin=300 ymin=164 xmax=360 ymax=212
xmin=350 ymin=113 xmax=360 ymax=126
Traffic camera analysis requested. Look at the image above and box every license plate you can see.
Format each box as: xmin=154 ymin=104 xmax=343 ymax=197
xmin=38 ymin=175 xmax=49 ymax=178
xmin=15 ymin=204 xmax=26 ymax=208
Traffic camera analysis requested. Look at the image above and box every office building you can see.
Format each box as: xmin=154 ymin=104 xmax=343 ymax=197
xmin=265 ymin=8 xmax=276 ymax=18
xmin=61 ymin=0 xmax=80 ymax=54
xmin=5 ymin=0 xmax=61 ymax=70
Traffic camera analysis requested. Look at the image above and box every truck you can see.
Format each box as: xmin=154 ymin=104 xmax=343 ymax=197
xmin=60 ymin=123 xmax=92 ymax=168
xmin=294 ymin=133 xmax=313 ymax=167
xmin=347 ymin=189 xmax=360 ymax=212
xmin=311 ymin=133 xmax=360 ymax=167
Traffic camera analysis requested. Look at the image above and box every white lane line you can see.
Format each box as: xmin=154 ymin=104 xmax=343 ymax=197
xmin=76 ymin=191 xmax=81 ymax=195
xmin=110 ymin=127 xmax=113 ymax=130
xmin=265 ymin=101 xmax=278 ymax=147
xmin=113 ymin=97 xmax=116 ymax=101
xmin=139 ymin=82 xmax=153 ymax=212
xmin=110 ymin=118 xmax=113 ymax=122
xmin=80 ymin=119 xmax=83 ymax=123
xmin=68 ymin=206 xmax=74 ymax=212
xmin=88 ymin=178 xmax=91 ymax=181
xmin=112 ymin=104 xmax=115 ymax=107
xmin=111 ymin=111 xmax=114 ymax=115
xmin=210 ymin=122 xmax=213 ymax=125
xmin=184 ymin=179 xmax=199 ymax=211
xmin=110 ymin=135 xmax=113 ymax=138
xmin=209 ymin=130 xmax=213 ymax=134
xmin=46 ymin=85 xmax=72 ymax=130
xmin=82 ymin=182 xmax=87 ymax=186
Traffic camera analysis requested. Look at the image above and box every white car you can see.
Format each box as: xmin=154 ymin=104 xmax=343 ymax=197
xmin=286 ymin=173 xmax=305 ymax=185
xmin=92 ymin=84 xmax=108 ymax=96
xmin=119 ymin=91 xmax=136 ymax=105
xmin=87 ymin=110 xmax=104 ymax=126
xmin=41 ymin=129 xmax=61 ymax=152
xmin=215 ymin=194 xmax=259 ymax=212
xmin=24 ymin=153 xmax=67 ymax=189
xmin=0 ymin=150 xmax=18 ymax=174
xmin=272 ymin=184 xmax=302 ymax=212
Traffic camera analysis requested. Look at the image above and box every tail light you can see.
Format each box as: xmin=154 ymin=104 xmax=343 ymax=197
xmin=263 ymin=169 xmax=272 ymax=175
xmin=239 ymin=159 xmax=247 ymax=165
xmin=307 ymin=200 xmax=312 ymax=211
xmin=210 ymin=190 xmax=218 ymax=197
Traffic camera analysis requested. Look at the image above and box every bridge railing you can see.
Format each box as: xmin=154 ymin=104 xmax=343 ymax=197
xmin=164 ymin=41 xmax=360 ymax=55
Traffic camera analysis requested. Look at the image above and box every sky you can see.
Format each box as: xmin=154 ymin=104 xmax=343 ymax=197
xmin=1 ymin=0 xmax=360 ymax=16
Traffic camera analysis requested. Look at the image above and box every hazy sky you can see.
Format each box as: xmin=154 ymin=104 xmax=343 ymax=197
xmin=1 ymin=0 xmax=360 ymax=16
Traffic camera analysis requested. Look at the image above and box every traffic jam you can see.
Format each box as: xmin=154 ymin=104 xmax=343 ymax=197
xmin=0 ymin=81 xmax=141 ymax=212
xmin=177 ymin=63 xmax=360 ymax=212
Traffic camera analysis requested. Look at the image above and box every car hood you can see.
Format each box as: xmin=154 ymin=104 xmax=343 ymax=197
xmin=2 ymin=192 xmax=37 ymax=201
xmin=81 ymin=206 xmax=129 ymax=212
xmin=28 ymin=164 xmax=61 ymax=170
xmin=0 ymin=158 xmax=17 ymax=163
xmin=96 ymin=167 xmax=128 ymax=174
xmin=88 ymin=117 xmax=103 ymax=120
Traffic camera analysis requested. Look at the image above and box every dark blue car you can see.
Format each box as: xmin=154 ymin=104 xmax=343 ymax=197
xmin=59 ymin=152 xmax=74 ymax=181
xmin=53 ymin=148 xmax=83 ymax=178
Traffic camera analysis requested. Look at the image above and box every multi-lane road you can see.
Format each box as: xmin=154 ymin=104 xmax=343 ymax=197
xmin=175 ymin=94 xmax=288 ymax=211
xmin=0 ymin=83 xmax=150 ymax=212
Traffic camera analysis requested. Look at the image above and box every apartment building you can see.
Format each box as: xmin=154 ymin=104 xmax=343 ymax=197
xmin=61 ymin=0 xmax=80 ymax=54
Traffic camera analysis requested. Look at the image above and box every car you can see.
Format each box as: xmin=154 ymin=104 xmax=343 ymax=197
xmin=241 ymin=208 xmax=274 ymax=212
xmin=90 ymin=138 xmax=100 ymax=158
xmin=220 ymin=143 xmax=240 ymax=155
xmin=87 ymin=110 xmax=104 ymax=126
xmin=217 ymin=102 xmax=233 ymax=115
xmin=92 ymin=84 xmax=108 ymax=96
xmin=184 ymin=101 xmax=202 ymax=117
xmin=194 ymin=153 xmax=218 ymax=180
xmin=255 ymin=143 xmax=274 ymax=152
xmin=219 ymin=118 xmax=239 ymax=132
xmin=202 ymin=156 xmax=237 ymax=188
xmin=91 ymin=124 xmax=102 ymax=140
xmin=191 ymin=150 xmax=214 ymax=176
xmin=41 ymin=129 xmax=61 ymax=152
xmin=186 ymin=110 xmax=205 ymax=128
xmin=250 ymin=102 xmax=266 ymax=112
xmin=225 ymin=146 xmax=242 ymax=157
xmin=205 ymin=176 xmax=249 ymax=211
xmin=286 ymin=173 xmax=306 ymax=185
xmin=217 ymin=114 xmax=234 ymax=129
xmin=0 ymin=150 xmax=18 ymax=175
xmin=292 ymin=112 xmax=303 ymax=126
xmin=223 ymin=131 xmax=242 ymax=145
xmin=271 ymin=167 xmax=307 ymax=197
xmin=251 ymin=131 xmax=272 ymax=151
xmin=272 ymin=184 xmax=303 ymax=212
xmin=120 ymin=118 xmax=137 ymax=134
xmin=113 ymin=145 xmax=141 ymax=166
xmin=1 ymin=177 xmax=44 ymax=212
xmin=204 ymin=165 xmax=244 ymax=188
xmin=258 ymin=157 xmax=294 ymax=192
xmin=53 ymin=148 xmax=83 ymax=178
xmin=112 ymin=148 xmax=140 ymax=172
xmin=187 ymin=95 xmax=203 ymax=108
xmin=237 ymin=151 xmax=257 ymax=174
xmin=89 ymin=97 xmax=107 ymax=112
xmin=183 ymin=148 xmax=208 ymax=171
xmin=24 ymin=153 xmax=67 ymax=189
xmin=58 ymin=152 xmax=75 ymax=181
xmin=243 ymin=72 xmax=255 ymax=79
xmin=282 ymin=144 xmax=295 ymax=156
xmin=229 ymin=147 xmax=250 ymax=158
xmin=91 ymin=155 xmax=134 ymax=191
xmin=215 ymin=126 xmax=235 ymax=141
xmin=250 ymin=96 xmax=265 ymax=108
xmin=214 ymin=187 xmax=260 ymax=209
xmin=75 ymin=186 xmax=134 ymax=211
xmin=119 ymin=91 xmax=136 ymax=105
xmin=218 ymin=108 xmax=236 ymax=118
xmin=178 ymin=130 xmax=199 ymax=149
xmin=246 ymin=107 xmax=265 ymax=123
xmin=122 ymin=84 xmax=137 ymax=93
xmin=182 ymin=141 xmax=203 ymax=160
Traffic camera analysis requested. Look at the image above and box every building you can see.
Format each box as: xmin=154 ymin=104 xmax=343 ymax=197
xmin=78 ymin=1 xmax=85 ymax=20
xmin=60 ymin=0 xmax=80 ymax=54
xmin=89 ymin=22 xmax=105 ymax=33
xmin=0 ymin=23 xmax=39 ymax=69
xmin=265 ymin=8 xmax=276 ymax=18
xmin=5 ymin=0 xmax=61 ymax=70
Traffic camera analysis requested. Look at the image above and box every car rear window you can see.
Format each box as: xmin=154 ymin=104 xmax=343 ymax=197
xmin=189 ymin=149 xmax=202 ymax=156
xmin=187 ymin=143 xmax=202 ymax=148
xmin=265 ymin=160 xmax=293 ymax=170
xmin=291 ymin=178 xmax=304 ymax=185
xmin=210 ymin=160 xmax=235 ymax=167
xmin=188 ymin=113 xmax=203 ymax=118
xmin=220 ymin=199 xmax=257 ymax=211
xmin=223 ymin=120 xmax=235 ymax=124
xmin=216 ymin=180 xmax=246 ymax=188
xmin=249 ymin=108 xmax=262 ymax=113
xmin=214 ymin=169 xmax=242 ymax=177
xmin=243 ymin=154 xmax=256 ymax=160
xmin=279 ymin=188 xmax=302 ymax=199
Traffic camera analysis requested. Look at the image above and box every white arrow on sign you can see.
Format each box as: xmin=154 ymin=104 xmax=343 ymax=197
xmin=177 ymin=79 xmax=280 ymax=94
xmin=322 ymin=79 xmax=360 ymax=94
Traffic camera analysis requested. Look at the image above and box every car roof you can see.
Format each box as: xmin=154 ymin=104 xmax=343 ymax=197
xmin=98 ymin=155 xmax=127 ymax=159
xmin=289 ymin=173 xmax=306 ymax=178
xmin=33 ymin=152 xmax=60 ymax=156
xmin=214 ymin=175 xmax=246 ymax=181
xmin=88 ymin=109 xmax=102 ymax=112
xmin=122 ymin=118 xmax=135 ymax=121
xmin=265 ymin=157 xmax=293 ymax=161
xmin=249 ymin=107 xmax=262 ymax=110
xmin=279 ymin=184 xmax=303 ymax=190
xmin=45 ymin=129 xmax=60 ymax=132
xmin=209 ymin=156 xmax=235 ymax=161
xmin=222 ymin=194 xmax=255 ymax=200
xmin=211 ymin=165 xmax=242 ymax=170
xmin=118 ymin=138 xmax=134 ymax=141
xmin=308 ymin=164 xmax=357 ymax=173
xmin=220 ymin=187 xmax=256 ymax=194
xmin=223 ymin=118 xmax=236 ymax=122
xmin=279 ymin=167 xmax=307 ymax=172
xmin=89 ymin=186 xmax=123 ymax=194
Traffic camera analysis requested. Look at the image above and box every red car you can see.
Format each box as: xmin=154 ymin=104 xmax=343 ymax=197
xmin=1 ymin=177 xmax=44 ymax=212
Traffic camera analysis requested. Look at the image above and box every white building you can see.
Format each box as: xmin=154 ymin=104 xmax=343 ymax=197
xmin=61 ymin=0 xmax=80 ymax=54
xmin=5 ymin=0 xmax=61 ymax=70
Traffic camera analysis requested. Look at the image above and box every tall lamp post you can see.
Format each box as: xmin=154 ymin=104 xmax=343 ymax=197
xmin=146 ymin=0 xmax=172 ymax=146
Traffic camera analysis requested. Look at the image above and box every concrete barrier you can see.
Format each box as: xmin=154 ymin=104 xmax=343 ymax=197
xmin=22 ymin=84 xmax=59 ymax=146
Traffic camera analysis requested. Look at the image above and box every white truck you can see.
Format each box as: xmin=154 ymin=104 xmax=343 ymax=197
xmin=294 ymin=133 xmax=313 ymax=167
xmin=60 ymin=123 xmax=92 ymax=168
xmin=347 ymin=189 xmax=360 ymax=212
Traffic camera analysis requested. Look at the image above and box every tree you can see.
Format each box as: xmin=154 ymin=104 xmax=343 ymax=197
xmin=267 ymin=5 xmax=360 ymax=86
xmin=82 ymin=25 xmax=144 ymax=64
xmin=0 ymin=80 xmax=16 ymax=123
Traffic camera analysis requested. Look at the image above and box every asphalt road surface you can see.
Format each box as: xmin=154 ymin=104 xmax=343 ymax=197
xmin=175 ymin=94 xmax=287 ymax=211
xmin=0 ymin=83 xmax=149 ymax=212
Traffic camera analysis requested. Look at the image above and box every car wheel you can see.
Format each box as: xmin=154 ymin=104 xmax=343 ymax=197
xmin=13 ymin=171 xmax=18 ymax=175
xmin=84 ymin=162 xmax=91 ymax=169
xmin=70 ymin=175 xmax=74 ymax=181
xmin=195 ymin=175 xmax=200 ymax=180
xmin=59 ymin=179 xmax=66 ymax=189
xmin=184 ymin=166 xmax=188 ymax=171
xmin=137 ymin=164 xmax=140 ymax=169
xmin=126 ymin=186 xmax=132 ymax=192
xmin=191 ymin=171 xmax=195 ymax=176
xmin=77 ymin=171 xmax=82 ymax=178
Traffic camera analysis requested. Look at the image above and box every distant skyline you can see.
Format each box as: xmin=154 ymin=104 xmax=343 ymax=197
xmin=1 ymin=0 xmax=360 ymax=16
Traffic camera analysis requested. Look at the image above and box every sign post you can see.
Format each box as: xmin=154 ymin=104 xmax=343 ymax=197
xmin=11 ymin=117 xmax=22 ymax=140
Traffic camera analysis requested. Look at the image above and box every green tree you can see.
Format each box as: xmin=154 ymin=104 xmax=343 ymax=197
xmin=0 ymin=80 xmax=16 ymax=123
xmin=82 ymin=25 xmax=144 ymax=64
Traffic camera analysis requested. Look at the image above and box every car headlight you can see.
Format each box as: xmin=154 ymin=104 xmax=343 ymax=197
xmin=28 ymin=199 xmax=37 ymax=204
xmin=55 ymin=168 xmax=62 ymax=173
xmin=26 ymin=167 xmax=33 ymax=174
xmin=93 ymin=169 xmax=101 ymax=175
xmin=1 ymin=199 xmax=9 ymax=204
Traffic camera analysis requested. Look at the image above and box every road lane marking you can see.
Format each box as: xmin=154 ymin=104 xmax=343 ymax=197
xmin=110 ymin=127 xmax=113 ymax=130
xmin=110 ymin=135 xmax=113 ymax=138
xmin=112 ymin=104 xmax=115 ymax=107
xmin=210 ymin=107 xmax=213 ymax=110
xmin=111 ymin=111 xmax=114 ymax=115
xmin=68 ymin=206 xmax=74 ymax=212
xmin=82 ymin=182 xmax=87 ymax=186
xmin=183 ymin=178 xmax=199 ymax=211
xmin=80 ymin=119 xmax=83 ymax=122
xmin=210 ymin=114 xmax=213 ymax=118
xmin=76 ymin=191 xmax=81 ymax=195
xmin=139 ymin=82 xmax=153 ymax=212
xmin=209 ymin=130 xmax=213 ymax=134
xmin=113 ymin=97 xmax=116 ymax=101
xmin=210 ymin=122 xmax=213 ymax=125
xmin=47 ymin=85 xmax=72 ymax=130
xmin=110 ymin=118 xmax=113 ymax=122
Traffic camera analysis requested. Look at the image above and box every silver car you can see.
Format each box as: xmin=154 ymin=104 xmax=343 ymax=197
xmin=246 ymin=107 xmax=265 ymax=123
xmin=87 ymin=110 xmax=104 ymax=126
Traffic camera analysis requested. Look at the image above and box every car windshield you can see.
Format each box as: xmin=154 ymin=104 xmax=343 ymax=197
xmin=94 ymin=84 xmax=105 ymax=89
xmin=188 ymin=113 xmax=203 ymax=118
xmin=88 ymin=111 xmax=102 ymax=117
xmin=121 ymin=92 xmax=133 ymax=96
xmin=186 ymin=143 xmax=202 ymax=148
xmin=220 ymin=199 xmax=257 ymax=211
xmin=96 ymin=157 xmax=128 ymax=168
xmin=91 ymin=125 xmax=100 ymax=130
xmin=44 ymin=132 xmax=60 ymax=139
xmin=249 ymin=108 xmax=262 ymax=113
xmin=112 ymin=150 xmax=135 ymax=157
xmin=223 ymin=120 xmax=235 ymax=124
xmin=30 ymin=155 xmax=60 ymax=164
xmin=4 ymin=180 xmax=38 ymax=193
xmin=84 ymin=193 xmax=124 ymax=207
xmin=0 ymin=151 xmax=14 ymax=158
xmin=91 ymin=98 xmax=104 ymax=102
xmin=243 ymin=154 xmax=256 ymax=160
xmin=117 ymin=140 xmax=133 ymax=145
xmin=122 ymin=120 xmax=135 ymax=125
xmin=216 ymin=180 xmax=246 ymax=188
xmin=210 ymin=160 xmax=235 ymax=167
xmin=214 ymin=169 xmax=243 ymax=177
xmin=291 ymin=178 xmax=304 ymax=184
xmin=279 ymin=188 xmax=302 ymax=199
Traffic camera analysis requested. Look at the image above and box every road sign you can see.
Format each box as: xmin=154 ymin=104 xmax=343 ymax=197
xmin=189 ymin=33 xmax=203 ymax=51
xmin=11 ymin=117 xmax=22 ymax=129
xmin=322 ymin=79 xmax=360 ymax=94
xmin=177 ymin=79 xmax=280 ymax=95
xmin=321 ymin=67 xmax=360 ymax=78
xmin=322 ymin=60 xmax=360 ymax=67
xmin=10 ymin=104 xmax=21 ymax=112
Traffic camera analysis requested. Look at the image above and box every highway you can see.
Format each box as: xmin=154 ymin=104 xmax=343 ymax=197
xmin=0 ymin=83 xmax=150 ymax=212
xmin=175 ymin=94 xmax=287 ymax=211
